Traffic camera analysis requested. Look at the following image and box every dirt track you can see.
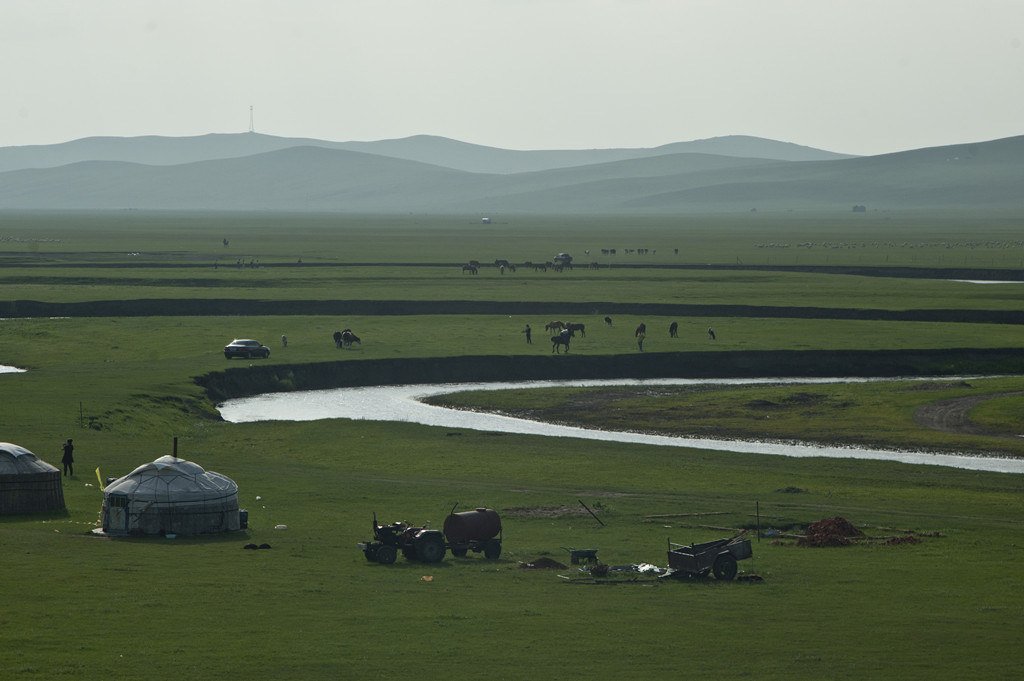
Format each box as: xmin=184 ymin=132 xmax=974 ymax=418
xmin=913 ymin=391 xmax=1024 ymax=438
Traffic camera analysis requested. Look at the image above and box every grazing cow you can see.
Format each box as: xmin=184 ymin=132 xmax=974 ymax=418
xmin=604 ymin=316 xmax=612 ymax=326
xmin=333 ymin=330 xmax=343 ymax=348
xmin=462 ymin=264 xmax=478 ymax=274
xmin=341 ymin=329 xmax=361 ymax=348
xmin=669 ymin=321 xmax=678 ymax=338
xmin=566 ymin=322 xmax=586 ymax=337
xmin=551 ymin=335 xmax=571 ymax=353
xmin=545 ymin=321 xmax=565 ymax=332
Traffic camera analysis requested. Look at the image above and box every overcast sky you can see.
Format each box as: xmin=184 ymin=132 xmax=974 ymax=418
xmin=3 ymin=0 xmax=1022 ymax=156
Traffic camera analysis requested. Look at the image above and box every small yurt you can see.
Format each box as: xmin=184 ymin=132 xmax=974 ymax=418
xmin=0 ymin=442 xmax=66 ymax=514
xmin=101 ymin=455 xmax=240 ymax=536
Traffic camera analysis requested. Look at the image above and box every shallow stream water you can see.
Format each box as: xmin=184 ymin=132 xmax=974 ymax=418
xmin=218 ymin=377 xmax=1024 ymax=474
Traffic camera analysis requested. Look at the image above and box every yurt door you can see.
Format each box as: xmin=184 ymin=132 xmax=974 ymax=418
xmin=107 ymin=493 xmax=129 ymax=533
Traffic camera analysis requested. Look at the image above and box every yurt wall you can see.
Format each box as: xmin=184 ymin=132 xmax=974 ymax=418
xmin=0 ymin=443 xmax=66 ymax=515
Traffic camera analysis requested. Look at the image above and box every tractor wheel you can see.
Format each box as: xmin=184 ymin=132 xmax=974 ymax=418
xmin=417 ymin=536 xmax=446 ymax=563
xmin=451 ymin=547 xmax=468 ymax=558
xmin=376 ymin=545 xmax=397 ymax=565
xmin=712 ymin=553 xmax=738 ymax=580
xmin=483 ymin=539 xmax=502 ymax=560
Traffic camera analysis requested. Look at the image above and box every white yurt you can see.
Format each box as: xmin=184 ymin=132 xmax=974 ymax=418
xmin=0 ymin=442 xmax=66 ymax=514
xmin=101 ymin=455 xmax=240 ymax=536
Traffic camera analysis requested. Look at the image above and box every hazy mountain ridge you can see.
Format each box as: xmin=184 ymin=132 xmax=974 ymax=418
xmin=0 ymin=133 xmax=1020 ymax=214
xmin=0 ymin=132 xmax=853 ymax=175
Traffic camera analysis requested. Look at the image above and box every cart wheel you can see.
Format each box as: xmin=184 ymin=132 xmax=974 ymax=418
xmin=712 ymin=553 xmax=738 ymax=580
xmin=376 ymin=545 xmax=397 ymax=565
xmin=417 ymin=536 xmax=446 ymax=563
xmin=483 ymin=539 xmax=502 ymax=560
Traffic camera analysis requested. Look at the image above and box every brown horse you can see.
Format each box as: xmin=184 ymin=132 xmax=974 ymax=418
xmin=461 ymin=264 xmax=478 ymax=274
xmin=545 ymin=321 xmax=565 ymax=331
xmin=551 ymin=335 xmax=571 ymax=353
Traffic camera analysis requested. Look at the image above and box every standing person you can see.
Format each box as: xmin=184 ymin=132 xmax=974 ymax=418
xmin=635 ymin=323 xmax=646 ymax=351
xmin=522 ymin=324 xmax=532 ymax=344
xmin=60 ymin=438 xmax=74 ymax=477
xmin=708 ymin=327 xmax=716 ymax=340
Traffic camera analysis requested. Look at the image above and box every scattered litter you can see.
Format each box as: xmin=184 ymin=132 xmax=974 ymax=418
xmin=420 ymin=576 xmax=434 ymax=581
xmin=274 ymin=524 xmax=287 ymax=530
xmin=165 ymin=533 xmax=176 ymax=539
xmin=256 ymin=496 xmax=262 ymax=500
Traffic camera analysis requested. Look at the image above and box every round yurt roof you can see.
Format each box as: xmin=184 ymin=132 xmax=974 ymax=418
xmin=0 ymin=442 xmax=60 ymax=475
xmin=104 ymin=455 xmax=237 ymax=503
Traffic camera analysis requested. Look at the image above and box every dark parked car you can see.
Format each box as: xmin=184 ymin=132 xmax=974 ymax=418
xmin=224 ymin=339 xmax=270 ymax=359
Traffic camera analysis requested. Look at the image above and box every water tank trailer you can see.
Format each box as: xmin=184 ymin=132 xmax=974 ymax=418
xmin=359 ymin=506 xmax=502 ymax=564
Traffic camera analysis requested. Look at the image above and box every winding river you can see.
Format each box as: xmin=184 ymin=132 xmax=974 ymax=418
xmin=218 ymin=378 xmax=1024 ymax=475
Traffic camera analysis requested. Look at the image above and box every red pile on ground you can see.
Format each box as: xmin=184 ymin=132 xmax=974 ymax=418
xmin=798 ymin=516 xmax=865 ymax=547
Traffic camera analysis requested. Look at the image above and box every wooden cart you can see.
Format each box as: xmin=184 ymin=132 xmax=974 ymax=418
xmin=666 ymin=533 xmax=752 ymax=580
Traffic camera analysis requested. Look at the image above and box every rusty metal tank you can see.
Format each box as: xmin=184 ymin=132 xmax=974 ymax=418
xmin=443 ymin=507 xmax=501 ymax=543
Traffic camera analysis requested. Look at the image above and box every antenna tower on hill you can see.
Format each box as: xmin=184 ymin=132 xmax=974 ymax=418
xmin=249 ymin=106 xmax=254 ymax=133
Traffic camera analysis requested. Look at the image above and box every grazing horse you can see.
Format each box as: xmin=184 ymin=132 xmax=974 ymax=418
xmin=333 ymin=330 xmax=343 ymax=348
xmin=461 ymin=264 xmax=478 ymax=274
xmin=341 ymin=329 xmax=361 ymax=348
xmin=566 ymin=322 xmax=585 ymax=337
xmin=669 ymin=321 xmax=678 ymax=338
xmin=604 ymin=316 xmax=613 ymax=326
xmin=545 ymin=321 xmax=565 ymax=332
xmin=551 ymin=335 xmax=571 ymax=353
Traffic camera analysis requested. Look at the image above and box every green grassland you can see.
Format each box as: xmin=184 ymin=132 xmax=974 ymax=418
xmin=1 ymin=211 xmax=1022 ymax=680
xmin=428 ymin=376 xmax=1024 ymax=457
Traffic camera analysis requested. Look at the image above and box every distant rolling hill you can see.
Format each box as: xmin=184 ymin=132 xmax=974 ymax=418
xmin=0 ymin=132 xmax=853 ymax=175
xmin=0 ymin=133 xmax=1019 ymax=214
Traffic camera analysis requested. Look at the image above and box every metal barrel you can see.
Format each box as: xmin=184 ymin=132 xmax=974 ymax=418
xmin=443 ymin=507 xmax=501 ymax=543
